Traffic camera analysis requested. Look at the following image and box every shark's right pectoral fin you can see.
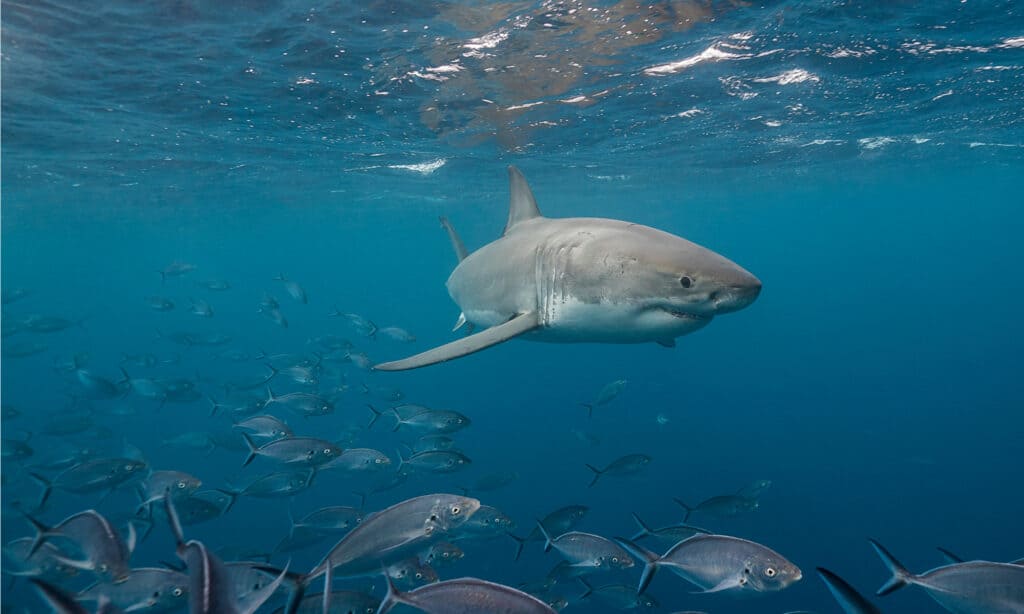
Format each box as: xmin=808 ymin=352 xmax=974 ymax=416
xmin=374 ymin=312 xmax=540 ymax=371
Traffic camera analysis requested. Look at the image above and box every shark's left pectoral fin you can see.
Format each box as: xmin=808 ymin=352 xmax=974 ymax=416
xmin=374 ymin=312 xmax=540 ymax=371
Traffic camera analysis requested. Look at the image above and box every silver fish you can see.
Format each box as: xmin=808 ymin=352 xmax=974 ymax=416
xmin=233 ymin=414 xmax=293 ymax=440
xmin=241 ymin=434 xmax=342 ymax=468
xmin=387 ymin=556 xmax=438 ymax=589
xmin=619 ymin=534 xmax=802 ymax=594
xmin=398 ymin=449 xmax=471 ymax=474
xmin=581 ymin=379 xmax=628 ymax=416
xmin=274 ymin=274 xmax=308 ymax=304
xmin=32 ymin=457 xmax=147 ymax=507
xmin=870 ymin=539 xmax=1024 ymax=614
xmin=377 ymin=577 xmax=556 ymax=614
xmin=390 ymin=406 xmax=471 ymax=434
xmin=77 ymin=567 xmax=188 ymax=612
xmin=145 ymin=296 xmax=176 ymax=311
xmin=324 ymin=447 xmax=391 ymax=472
xmin=189 ymin=298 xmax=214 ymax=318
xmin=264 ymin=388 xmax=333 ymax=417
xmin=457 ymin=505 xmax=515 ymax=540
xmin=585 ymin=454 xmax=651 ymax=487
xmin=378 ymin=326 xmax=416 ymax=343
xmin=511 ymin=505 xmax=589 ymax=561
xmin=537 ymin=527 xmax=634 ymax=573
xmin=25 ymin=510 xmax=135 ymax=582
xmin=422 ymin=541 xmax=464 ymax=567
xmin=579 ymin=580 xmax=658 ymax=610
xmin=159 ymin=262 xmax=197 ymax=282
xmin=229 ymin=469 xmax=315 ymax=499
xmin=673 ymin=493 xmax=759 ymax=522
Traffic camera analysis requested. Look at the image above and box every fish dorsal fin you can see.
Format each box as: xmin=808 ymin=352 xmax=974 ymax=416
xmin=504 ymin=166 xmax=542 ymax=235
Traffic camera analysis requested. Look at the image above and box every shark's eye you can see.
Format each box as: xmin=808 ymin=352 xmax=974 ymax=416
xmin=679 ymin=276 xmax=693 ymax=288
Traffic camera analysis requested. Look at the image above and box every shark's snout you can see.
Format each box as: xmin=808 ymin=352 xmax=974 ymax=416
xmin=712 ymin=273 xmax=761 ymax=314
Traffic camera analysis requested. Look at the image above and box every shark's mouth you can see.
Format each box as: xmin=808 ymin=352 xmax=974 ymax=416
xmin=660 ymin=307 xmax=710 ymax=321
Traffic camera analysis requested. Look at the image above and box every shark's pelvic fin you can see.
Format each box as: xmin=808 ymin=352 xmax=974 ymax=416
xmin=374 ymin=312 xmax=540 ymax=371
xmin=504 ymin=166 xmax=542 ymax=235
xmin=439 ymin=216 xmax=468 ymax=262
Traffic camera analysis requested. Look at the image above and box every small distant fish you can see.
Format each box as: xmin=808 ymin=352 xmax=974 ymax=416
xmin=165 ymin=490 xmax=235 ymax=525
xmin=655 ymin=413 xmax=669 ymax=425
xmin=378 ymin=326 xmax=416 ymax=343
xmin=189 ymin=298 xmax=214 ymax=318
xmin=187 ymin=332 xmax=232 ymax=346
xmin=138 ymin=470 xmax=203 ymax=513
xmin=2 ymin=341 xmax=48 ymax=358
xmin=233 ymin=415 xmax=293 ymax=441
xmin=228 ymin=469 xmax=315 ymax=499
xmin=145 ymin=296 xmax=175 ymax=311
xmin=264 ymin=388 xmax=333 ymax=417
xmin=581 ymin=379 xmax=628 ymax=416
xmin=413 ymin=435 xmax=456 ymax=453
xmin=1 ymin=287 xmax=30 ymax=304
xmin=422 ymin=541 xmax=464 ymax=567
xmin=274 ymin=274 xmax=308 ymax=304
xmin=579 ymin=580 xmax=658 ymax=610
xmin=361 ymin=383 xmax=404 ymax=401
xmin=570 ymin=428 xmax=600 ymax=447
xmin=457 ymin=505 xmax=515 ymax=540
xmin=383 ymin=405 xmax=471 ymax=434
xmin=77 ymin=567 xmax=189 ymax=612
xmin=196 ymin=278 xmax=231 ymax=291
xmin=21 ymin=315 xmax=84 ymax=334
xmin=585 ymin=454 xmax=651 ymax=487
xmin=161 ymin=432 xmax=217 ymax=454
xmin=673 ymin=493 xmax=759 ymax=523
xmin=291 ymin=505 xmax=363 ymax=533
xmin=398 ymin=449 xmax=471 ymax=474
xmin=159 ymin=261 xmax=197 ymax=282
xmin=324 ymin=448 xmax=391 ymax=472
xmin=32 ymin=457 xmax=148 ymax=508
xmin=346 ymin=349 xmax=373 ymax=370
xmin=387 ymin=556 xmax=438 ymax=590
xmin=464 ymin=471 xmax=519 ymax=493
xmin=330 ymin=309 xmax=378 ymax=338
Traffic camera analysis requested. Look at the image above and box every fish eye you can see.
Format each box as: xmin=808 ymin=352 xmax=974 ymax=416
xmin=323 ymin=448 xmax=332 ymax=454
xmin=415 ymin=572 xmax=423 ymax=579
xmin=611 ymin=556 xmax=619 ymax=563
xmin=172 ymin=588 xmax=183 ymax=597
xmin=679 ymin=276 xmax=693 ymax=288
xmin=177 ymin=481 xmax=186 ymax=489
xmin=765 ymin=567 xmax=776 ymax=577
xmin=442 ymin=552 xmax=450 ymax=558
xmin=451 ymin=506 xmax=461 ymax=515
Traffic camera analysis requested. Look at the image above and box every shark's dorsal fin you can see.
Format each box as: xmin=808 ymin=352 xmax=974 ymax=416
xmin=504 ymin=166 xmax=542 ymax=235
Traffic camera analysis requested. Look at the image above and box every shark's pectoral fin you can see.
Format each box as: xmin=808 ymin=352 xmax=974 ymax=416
xmin=374 ymin=312 xmax=540 ymax=371
xmin=656 ymin=339 xmax=676 ymax=348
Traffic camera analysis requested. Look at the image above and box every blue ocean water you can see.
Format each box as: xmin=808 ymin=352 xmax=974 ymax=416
xmin=2 ymin=1 xmax=1023 ymax=612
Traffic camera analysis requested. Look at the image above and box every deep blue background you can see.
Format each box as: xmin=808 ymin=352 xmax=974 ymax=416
xmin=3 ymin=1 xmax=1023 ymax=612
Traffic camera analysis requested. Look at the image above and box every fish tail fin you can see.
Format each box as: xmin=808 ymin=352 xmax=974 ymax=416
xmin=217 ymin=488 xmax=240 ymax=514
xmin=395 ymin=448 xmax=407 ymax=474
xmin=321 ymin=562 xmax=333 ymax=614
xmin=163 ymin=492 xmax=185 ymax=548
xmin=869 ymin=538 xmax=913 ymax=595
xmin=263 ymin=363 xmax=279 ymax=383
xmin=253 ymin=565 xmax=306 ymax=614
xmin=265 ymin=386 xmax=276 ymax=404
xmin=366 ymin=404 xmax=382 ymax=429
xmin=389 ymin=408 xmax=403 ymax=432
xmin=615 ymin=536 xmax=660 ymax=594
xmin=117 ymin=367 xmax=131 ymax=386
xmin=672 ymin=497 xmax=693 ymax=522
xmin=206 ymin=394 xmax=223 ymax=417
xmin=580 ymin=403 xmax=594 ymax=418
xmin=241 ymin=433 xmax=259 ymax=467
xmin=22 ymin=511 xmax=54 ymax=557
xmin=535 ymin=518 xmax=554 ymax=553
xmin=630 ymin=512 xmax=652 ymax=540
xmin=27 ymin=472 xmax=52 ymax=511
xmin=368 ymin=321 xmax=378 ymax=340
xmin=377 ymin=569 xmax=413 ymax=614
xmin=507 ymin=532 xmax=527 ymax=561
xmin=585 ymin=464 xmax=603 ymax=487
xmin=577 ymin=577 xmax=594 ymax=600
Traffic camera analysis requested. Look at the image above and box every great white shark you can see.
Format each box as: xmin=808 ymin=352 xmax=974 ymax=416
xmin=374 ymin=166 xmax=761 ymax=371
